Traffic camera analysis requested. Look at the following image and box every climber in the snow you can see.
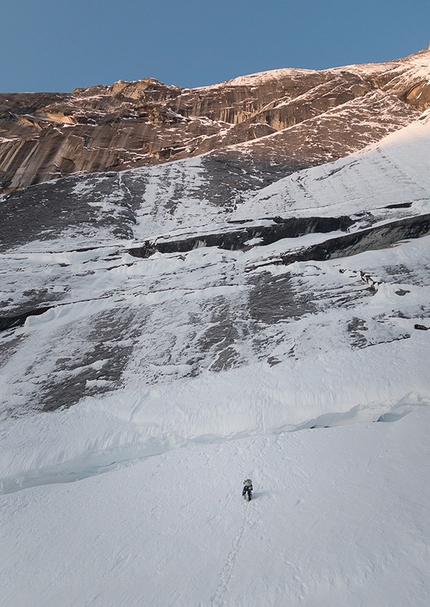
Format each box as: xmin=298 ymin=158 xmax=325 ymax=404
xmin=242 ymin=479 xmax=253 ymax=501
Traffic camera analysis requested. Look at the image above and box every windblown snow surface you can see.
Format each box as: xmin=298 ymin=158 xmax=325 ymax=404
xmin=1 ymin=113 xmax=430 ymax=607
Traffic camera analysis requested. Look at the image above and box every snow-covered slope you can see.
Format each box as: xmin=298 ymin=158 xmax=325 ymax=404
xmin=1 ymin=61 xmax=430 ymax=607
xmin=234 ymin=111 xmax=430 ymax=221
xmin=1 ymin=409 xmax=429 ymax=607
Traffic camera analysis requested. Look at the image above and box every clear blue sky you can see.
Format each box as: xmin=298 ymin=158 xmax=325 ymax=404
xmin=1 ymin=0 xmax=429 ymax=93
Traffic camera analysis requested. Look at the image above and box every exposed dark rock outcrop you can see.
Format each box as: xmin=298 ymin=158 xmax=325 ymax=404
xmin=0 ymin=306 xmax=52 ymax=332
xmin=127 ymin=216 xmax=355 ymax=258
xmin=279 ymin=214 xmax=430 ymax=266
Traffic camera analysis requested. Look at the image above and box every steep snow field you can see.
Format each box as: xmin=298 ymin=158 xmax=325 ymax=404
xmin=1 ymin=106 xmax=430 ymax=606
xmin=1 ymin=410 xmax=429 ymax=607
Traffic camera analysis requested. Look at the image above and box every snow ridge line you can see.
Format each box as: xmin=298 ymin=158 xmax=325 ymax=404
xmin=212 ymin=501 xmax=251 ymax=607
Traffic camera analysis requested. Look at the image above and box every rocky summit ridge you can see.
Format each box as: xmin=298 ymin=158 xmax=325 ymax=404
xmin=1 ymin=49 xmax=429 ymax=194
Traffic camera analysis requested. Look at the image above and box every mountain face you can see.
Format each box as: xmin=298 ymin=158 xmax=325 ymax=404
xmin=0 ymin=49 xmax=429 ymax=421
xmin=1 ymin=50 xmax=430 ymax=607
xmin=1 ymin=50 xmax=429 ymax=193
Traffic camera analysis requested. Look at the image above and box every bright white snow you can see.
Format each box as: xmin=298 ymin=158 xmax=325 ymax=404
xmin=1 ymin=409 xmax=429 ymax=607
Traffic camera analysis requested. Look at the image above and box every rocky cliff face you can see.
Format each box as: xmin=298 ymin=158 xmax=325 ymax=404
xmin=1 ymin=49 xmax=429 ymax=193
